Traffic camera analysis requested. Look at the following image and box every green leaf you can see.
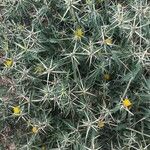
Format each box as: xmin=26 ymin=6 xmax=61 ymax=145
xmin=122 ymin=63 xmax=142 ymax=81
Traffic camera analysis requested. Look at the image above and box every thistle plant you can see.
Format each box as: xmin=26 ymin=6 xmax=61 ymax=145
xmin=0 ymin=0 xmax=150 ymax=149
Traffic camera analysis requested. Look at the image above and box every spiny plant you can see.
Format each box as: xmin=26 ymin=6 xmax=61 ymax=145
xmin=0 ymin=0 xmax=150 ymax=149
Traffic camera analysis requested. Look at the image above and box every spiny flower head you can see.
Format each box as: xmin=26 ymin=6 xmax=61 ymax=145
xmin=123 ymin=98 xmax=132 ymax=108
xmin=98 ymin=120 xmax=105 ymax=128
xmin=3 ymin=58 xmax=13 ymax=68
xmin=34 ymin=64 xmax=45 ymax=74
xmin=74 ymin=28 xmax=84 ymax=40
xmin=32 ymin=126 xmax=39 ymax=134
xmin=13 ymin=106 xmax=21 ymax=115
xmin=103 ymin=73 xmax=111 ymax=81
xmin=41 ymin=145 xmax=46 ymax=150
xmin=104 ymin=38 xmax=113 ymax=45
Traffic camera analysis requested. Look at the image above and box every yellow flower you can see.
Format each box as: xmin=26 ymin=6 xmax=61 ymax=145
xmin=3 ymin=58 xmax=13 ymax=68
xmin=41 ymin=145 xmax=46 ymax=150
xmin=34 ymin=64 xmax=45 ymax=74
xmin=104 ymin=38 xmax=113 ymax=45
xmin=32 ymin=126 xmax=38 ymax=134
xmin=13 ymin=106 xmax=21 ymax=115
xmin=123 ymin=98 xmax=132 ymax=108
xmin=103 ymin=74 xmax=111 ymax=81
xmin=98 ymin=120 xmax=105 ymax=128
xmin=74 ymin=28 xmax=84 ymax=40
xmin=18 ymin=25 xmax=25 ymax=31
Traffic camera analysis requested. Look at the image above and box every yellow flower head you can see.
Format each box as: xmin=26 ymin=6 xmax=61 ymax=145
xmin=3 ymin=58 xmax=13 ymax=68
xmin=123 ymin=98 xmax=132 ymax=108
xmin=74 ymin=28 xmax=84 ymax=40
xmin=98 ymin=120 xmax=105 ymax=128
xmin=42 ymin=145 xmax=46 ymax=150
xmin=104 ymin=38 xmax=113 ymax=45
xmin=103 ymin=74 xmax=111 ymax=81
xmin=32 ymin=126 xmax=38 ymax=134
xmin=18 ymin=25 xmax=25 ymax=31
xmin=34 ymin=64 xmax=45 ymax=74
xmin=13 ymin=106 xmax=21 ymax=115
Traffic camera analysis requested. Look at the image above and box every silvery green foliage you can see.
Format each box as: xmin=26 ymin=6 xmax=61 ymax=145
xmin=0 ymin=0 xmax=149 ymax=149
